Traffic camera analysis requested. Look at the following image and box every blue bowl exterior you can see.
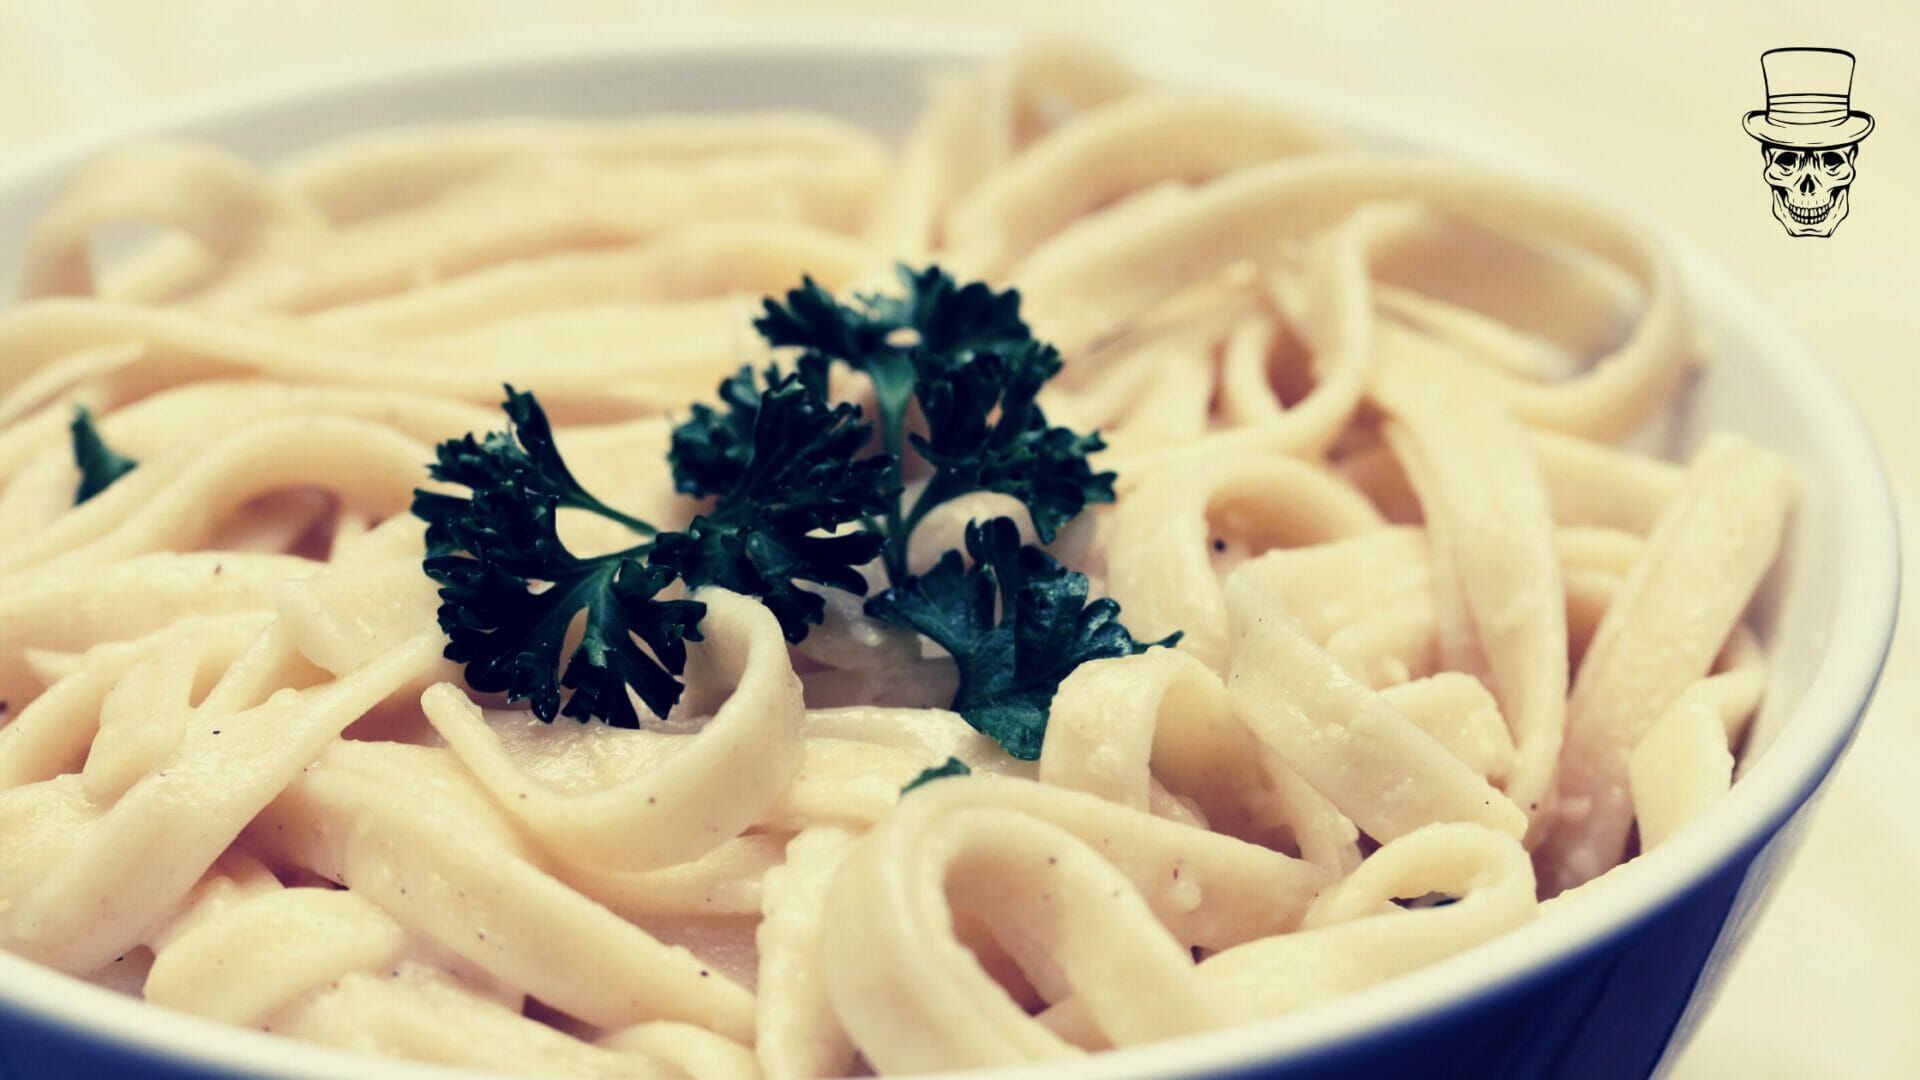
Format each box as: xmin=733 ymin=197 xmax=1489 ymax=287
xmin=1 ymin=1011 xmax=208 ymax=1080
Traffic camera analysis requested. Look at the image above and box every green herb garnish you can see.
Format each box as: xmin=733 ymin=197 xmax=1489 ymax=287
xmin=70 ymin=406 xmax=136 ymax=504
xmin=418 ymin=268 xmax=1172 ymax=756
xmin=413 ymin=387 xmax=698 ymax=728
xmin=902 ymin=756 xmax=972 ymax=793
xmin=752 ymin=266 xmax=1112 ymax=582
xmin=866 ymin=517 xmax=1177 ymax=760
xmin=660 ymin=365 xmax=895 ymax=642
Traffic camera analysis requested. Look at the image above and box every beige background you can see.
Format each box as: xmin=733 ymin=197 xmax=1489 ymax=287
xmin=0 ymin=1 xmax=1913 ymax=1076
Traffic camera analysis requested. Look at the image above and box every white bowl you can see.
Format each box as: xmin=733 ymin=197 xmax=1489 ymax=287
xmin=0 ymin=18 xmax=1899 ymax=1080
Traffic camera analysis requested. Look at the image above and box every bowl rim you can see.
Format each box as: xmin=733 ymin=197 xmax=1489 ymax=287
xmin=0 ymin=15 xmax=1901 ymax=1080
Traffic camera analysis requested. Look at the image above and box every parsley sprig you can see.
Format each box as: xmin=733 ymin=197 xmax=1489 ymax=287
xmin=902 ymin=756 xmax=972 ymax=793
xmin=659 ymin=365 xmax=895 ymax=642
xmin=751 ymin=266 xmax=1113 ymax=582
xmin=866 ymin=518 xmax=1176 ymax=759
xmin=70 ymin=405 xmax=136 ymax=504
xmin=415 ymin=267 xmax=1174 ymax=758
xmin=415 ymin=378 xmax=886 ymax=726
xmin=413 ymin=387 xmax=697 ymax=728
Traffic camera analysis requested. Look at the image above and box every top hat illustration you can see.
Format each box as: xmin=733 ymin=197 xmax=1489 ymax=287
xmin=1743 ymin=47 xmax=1874 ymax=148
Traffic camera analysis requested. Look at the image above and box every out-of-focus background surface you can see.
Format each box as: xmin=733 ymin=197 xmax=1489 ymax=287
xmin=0 ymin=1 xmax=1912 ymax=1076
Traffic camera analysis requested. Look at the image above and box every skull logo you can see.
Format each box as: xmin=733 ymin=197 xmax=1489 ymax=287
xmin=1742 ymin=48 xmax=1874 ymax=238
xmin=1763 ymin=144 xmax=1858 ymax=237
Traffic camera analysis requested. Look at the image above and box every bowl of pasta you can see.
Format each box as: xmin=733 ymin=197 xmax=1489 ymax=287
xmin=0 ymin=18 xmax=1899 ymax=1080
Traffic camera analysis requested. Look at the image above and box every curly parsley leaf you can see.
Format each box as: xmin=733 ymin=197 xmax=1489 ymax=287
xmin=907 ymin=340 xmax=1113 ymax=545
xmin=667 ymin=363 xmax=833 ymax=499
xmin=753 ymin=276 xmax=894 ymax=370
xmin=414 ymin=388 xmax=701 ymax=728
xmin=417 ymin=386 xmax=655 ymax=542
xmin=754 ymin=266 xmax=1110 ymax=581
xmin=865 ymin=517 xmax=1178 ymax=760
xmin=663 ymin=365 xmax=895 ymax=642
xmin=902 ymin=756 xmax=972 ymax=794
xmin=867 ymin=264 xmax=1030 ymax=355
xmin=70 ymin=405 xmax=137 ymax=504
xmin=754 ymin=265 xmax=1027 ymax=369
xmin=754 ymin=266 xmax=1029 ymax=448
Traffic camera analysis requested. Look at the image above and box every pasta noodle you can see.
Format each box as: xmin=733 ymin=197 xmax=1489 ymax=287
xmin=0 ymin=41 xmax=1794 ymax=1078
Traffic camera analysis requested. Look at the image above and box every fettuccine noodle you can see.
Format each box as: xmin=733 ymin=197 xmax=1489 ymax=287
xmin=0 ymin=42 xmax=1795 ymax=1078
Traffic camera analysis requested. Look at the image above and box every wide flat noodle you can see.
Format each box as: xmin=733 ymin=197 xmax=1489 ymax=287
xmin=1373 ymin=351 xmax=1567 ymax=836
xmin=1223 ymin=571 xmax=1528 ymax=844
xmin=819 ymin=775 xmax=1324 ymax=1072
xmin=1539 ymin=435 xmax=1794 ymax=894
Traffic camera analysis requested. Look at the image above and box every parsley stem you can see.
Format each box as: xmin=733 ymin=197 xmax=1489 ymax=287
xmin=567 ymin=495 xmax=656 ymax=537
xmin=866 ymin=351 xmax=919 ymax=586
xmin=896 ymin=473 xmax=961 ymax=570
xmin=882 ymin=491 xmax=908 ymax=585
